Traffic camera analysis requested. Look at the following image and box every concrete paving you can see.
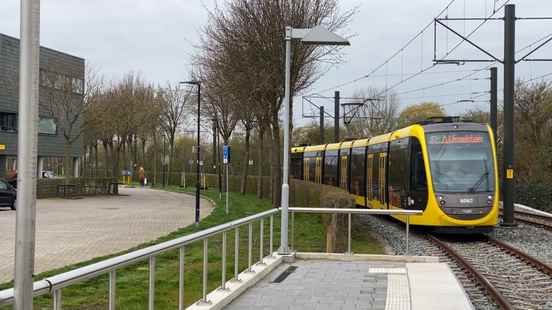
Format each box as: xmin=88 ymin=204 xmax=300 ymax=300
xmin=226 ymin=260 xmax=392 ymax=310
xmin=0 ymin=187 xmax=213 ymax=283
xmin=225 ymin=259 xmax=473 ymax=310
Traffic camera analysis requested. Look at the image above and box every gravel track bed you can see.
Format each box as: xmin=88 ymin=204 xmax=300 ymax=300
xmin=441 ymin=238 xmax=552 ymax=310
xmin=491 ymin=223 xmax=552 ymax=266
xmin=357 ymin=215 xmax=499 ymax=310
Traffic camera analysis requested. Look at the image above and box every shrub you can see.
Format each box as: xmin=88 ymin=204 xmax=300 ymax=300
xmin=319 ymin=188 xmax=356 ymax=253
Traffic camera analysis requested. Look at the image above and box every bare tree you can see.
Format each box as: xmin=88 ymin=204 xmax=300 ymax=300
xmin=197 ymin=0 xmax=354 ymax=206
xmin=158 ymin=83 xmax=190 ymax=172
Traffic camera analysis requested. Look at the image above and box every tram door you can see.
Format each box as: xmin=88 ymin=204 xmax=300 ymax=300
xmin=366 ymin=154 xmax=373 ymax=202
xmin=340 ymin=155 xmax=348 ymax=190
xmin=315 ymin=157 xmax=322 ymax=184
xmin=303 ymin=158 xmax=310 ymax=182
xmin=379 ymin=153 xmax=387 ymax=208
xmin=409 ymin=138 xmax=428 ymax=210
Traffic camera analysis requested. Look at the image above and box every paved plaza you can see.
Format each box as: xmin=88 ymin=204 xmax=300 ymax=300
xmin=0 ymin=187 xmax=213 ymax=283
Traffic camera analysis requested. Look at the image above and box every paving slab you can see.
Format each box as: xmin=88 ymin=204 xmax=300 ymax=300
xmin=0 ymin=187 xmax=213 ymax=283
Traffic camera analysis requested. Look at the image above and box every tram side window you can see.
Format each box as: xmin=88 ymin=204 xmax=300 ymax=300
xmin=388 ymin=138 xmax=409 ymax=208
xmin=324 ymin=150 xmax=338 ymax=186
xmin=350 ymin=147 xmax=366 ymax=196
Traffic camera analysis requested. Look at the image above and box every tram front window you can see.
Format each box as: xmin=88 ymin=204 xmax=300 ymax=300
xmin=426 ymin=131 xmax=494 ymax=193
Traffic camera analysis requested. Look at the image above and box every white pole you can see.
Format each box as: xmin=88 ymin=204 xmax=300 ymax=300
xmin=279 ymin=26 xmax=292 ymax=255
xmin=14 ymin=0 xmax=40 ymax=308
xmin=225 ymin=163 xmax=229 ymax=214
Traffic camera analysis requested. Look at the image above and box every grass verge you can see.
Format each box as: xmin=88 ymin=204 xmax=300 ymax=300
xmin=1 ymin=186 xmax=383 ymax=309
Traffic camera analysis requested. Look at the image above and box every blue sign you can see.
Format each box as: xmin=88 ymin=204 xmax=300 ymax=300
xmin=223 ymin=145 xmax=231 ymax=164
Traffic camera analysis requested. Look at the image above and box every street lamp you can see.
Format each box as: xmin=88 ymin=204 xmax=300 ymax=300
xmin=181 ymin=80 xmax=201 ymax=226
xmin=280 ymin=26 xmax=350 ymax=255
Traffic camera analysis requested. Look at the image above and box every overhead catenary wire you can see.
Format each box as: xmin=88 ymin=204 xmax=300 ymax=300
xmin=306 ymin=0 xmax=460 ymax=96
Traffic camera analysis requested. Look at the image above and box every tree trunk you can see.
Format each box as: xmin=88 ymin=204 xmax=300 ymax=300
xmin=240 ymin=127 xmax=251 ymax=194
xmin=63 ymin=140 xmax=73 ymax=180
xmin=256 ymin=126 xmax=265 ymax=198
xmin=94 ymin=143 xmax=99 ymax=178
xmin=271 ymin=121 xmax=281 ymax=208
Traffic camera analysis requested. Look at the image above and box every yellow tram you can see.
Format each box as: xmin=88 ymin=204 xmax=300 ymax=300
xmin=291 ymin=118 xmax=500 ymax=232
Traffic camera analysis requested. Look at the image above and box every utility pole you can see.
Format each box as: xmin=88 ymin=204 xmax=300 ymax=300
xmin=334 ymin=91 xmax=340 ymax=142
xmin=14 ymin=0 xmax=40 ymax=308
xmin=319 ymin=106 xmax=325 ymax=144
xmin=490 ymin=67 xmax=498 ymax=141
xmin=502 ymin=4 xmax=516 ymax=226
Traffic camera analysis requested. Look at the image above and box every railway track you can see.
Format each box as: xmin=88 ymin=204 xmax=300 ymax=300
xmin=427 ymin=234 xmax=552 ymax=310
xmin=513 ymin=210 xmax=552 ymax=231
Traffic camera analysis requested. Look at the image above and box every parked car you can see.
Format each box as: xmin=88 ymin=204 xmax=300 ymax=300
xmin=0 ymin=179 xmax=17 ymax=210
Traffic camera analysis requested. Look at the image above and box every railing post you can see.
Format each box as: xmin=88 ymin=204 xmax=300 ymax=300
xmin=406 ymin=216 xmax=410 ymax=256
xmin=234 ymin=227 xmax=240 ymax=281
xmin=269 ymin=215 xmax=274 ymax=256
xmin=109 ymin=270 xmax=116 ymax=310
xmin=149 ymin=256 xmax=156 ymax=310
xmin=178 ymin=247 xmax=185 ymax=310
xmin=220 ymin=231 xmax=228 ymax=290
xmin=259 ymin=219 xmax=265 ymax=265
xmin=347 ymin=213 xmax=352 ymax=255
xmin=53 ymin=289 xmax=61 ymax=310
xmin=199 ymin=239 xmax=211 ymax=305
xmin=247 ymin=223 xmax=254 ymax=273
xmin=291 ymin=211 xmax=295 ymax=252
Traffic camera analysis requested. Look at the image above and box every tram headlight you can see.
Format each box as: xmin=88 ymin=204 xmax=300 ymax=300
xmin=487 ymin=195 xmax=493 ymax=206
xmin=438 ymin=196 xmax=446 ymax=206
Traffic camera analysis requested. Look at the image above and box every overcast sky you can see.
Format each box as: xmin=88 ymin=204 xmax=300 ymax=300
xmin=1 ymin=0 xmax=551 ymax=126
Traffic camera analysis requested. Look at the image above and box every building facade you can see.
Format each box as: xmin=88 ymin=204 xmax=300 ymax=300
xmin=0 ymin=33 xmax=84 ymax=178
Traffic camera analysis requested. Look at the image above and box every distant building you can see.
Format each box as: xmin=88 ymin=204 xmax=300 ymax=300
xmin=0 ymin=33 xmax=84 ymax=178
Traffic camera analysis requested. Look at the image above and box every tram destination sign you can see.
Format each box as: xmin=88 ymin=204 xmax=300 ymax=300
xmin=428 ymin=133 xmax=484 ymax=145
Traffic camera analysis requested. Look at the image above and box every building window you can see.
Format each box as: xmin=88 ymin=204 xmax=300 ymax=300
xmin=0 ymin=113 xmax=17 ymax=132
xmin=72 ymin=78 xmax=84 ymax=94
xmin=42 ymin=157 xmax=65 ymax=177
xmin=39 ymin=117 xmax=57 ymax=135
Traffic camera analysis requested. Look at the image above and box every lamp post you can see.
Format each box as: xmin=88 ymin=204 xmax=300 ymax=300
xmin=181 ymin=81 xmax=201 ymax=225
xmin=280 ymin=26 xmax=350 ymax=255
xmin=15 ymin=0 xmax=40 ymax=308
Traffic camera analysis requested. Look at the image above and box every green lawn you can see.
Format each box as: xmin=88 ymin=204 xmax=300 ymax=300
xmin=1 ymin=186 xmax=384 ymax=309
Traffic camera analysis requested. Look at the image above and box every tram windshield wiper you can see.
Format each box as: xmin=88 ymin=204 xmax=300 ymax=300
xmin=469 ymin=171 xmax=489 ymax=193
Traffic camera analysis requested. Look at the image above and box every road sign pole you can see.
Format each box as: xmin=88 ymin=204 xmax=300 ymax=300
xmin=226 ymin=163 xmax=229 ymax=215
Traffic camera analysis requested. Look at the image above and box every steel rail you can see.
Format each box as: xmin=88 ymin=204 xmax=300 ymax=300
xmin=487 ymin=237 xmax=552 ymax=276
xmin=0 ymin=208 xmax=280 ymax=305
xmin=513 ymin=211 xmax=552 ymax=231
xmin=427 ymin=235 xmax=513 ymax=310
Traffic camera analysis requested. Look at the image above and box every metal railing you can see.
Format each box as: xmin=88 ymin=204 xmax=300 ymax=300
xmin=0 ymin=208 xmax=280 ymax=309
xmin=289 ymin=208 xmax=422 ymax=255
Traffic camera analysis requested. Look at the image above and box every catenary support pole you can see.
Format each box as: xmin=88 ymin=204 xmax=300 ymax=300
xmin=279 ymin=27 xmax=292 ymax=255
xmin=502 ymin=4 xmax=516 ymax=226
xmin=320 ymin=106 xmax=325 ymax=144
xmin=14 ymin=0 xmax=40 ymax=308
xmin=334 ymin=91 xmax=340 ymax=142
xmin=490 ymin=67 xmax=498 ymax=141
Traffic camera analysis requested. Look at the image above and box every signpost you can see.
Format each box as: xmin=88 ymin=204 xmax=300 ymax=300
xmin=223 ymin=145 xmax=230 ymax=214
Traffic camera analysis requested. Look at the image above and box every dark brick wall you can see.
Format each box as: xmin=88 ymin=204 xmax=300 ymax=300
xmin=0 ymin=33 xmax=84 ymax=158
